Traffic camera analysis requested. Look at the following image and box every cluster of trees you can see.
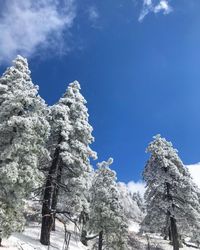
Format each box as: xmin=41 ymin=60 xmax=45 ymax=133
xmin=0 ymin=56 xmax=200 ymax=250
xmin=0 ymin=56 xmax=132 ymax=249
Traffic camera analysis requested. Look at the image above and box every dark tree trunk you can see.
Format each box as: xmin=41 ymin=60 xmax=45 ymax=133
xmin=40 ymin=136 xmax=62 ymax=245
xmin=146 ymin=234 xmax=151 ymax=250
xmin=164 ymin=227 xmax=171 ymax=241
xmin=98 ymin=231 xmax=103 ymax=250
xmin=81 ymin=230 xmax=88 ymax=246
xmin=51 ymin=164 xmax=62 ymax=231
xmin=164 ymin=212 xmax=171 ymax=241
xmin=40 ymin=212 xmax=54 ymax=245
xmin=40 ymin=173 xmax=54 ymax=245
xmin=79 ymin=210 xmax=89 ymax=245
xmin=165 ymin=176 xmax=179 ymax=250
xmin=170 ymin=217 xmax=179 ymax=250
xmin=51 ymin=212 xmax=56 ymax=231
xmin=0 ymin=237 xmax=2 ymax=247
xmin=169 ymin=227 xmax=172 ymax=241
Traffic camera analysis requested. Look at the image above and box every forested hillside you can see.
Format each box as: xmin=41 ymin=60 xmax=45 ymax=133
xmin=0 ymin=57 xmax=200 ymax=250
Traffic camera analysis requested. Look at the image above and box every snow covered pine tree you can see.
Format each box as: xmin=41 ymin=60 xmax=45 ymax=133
xmin=0 ymin=56 xmax=50 ymax=243
xmin=40 ymin=81 xmax=97 ymax=245
xmin=89 ymin=158 xmax=128 ymax=250
xmin=141 ymin=135 xmax=200 ymax=250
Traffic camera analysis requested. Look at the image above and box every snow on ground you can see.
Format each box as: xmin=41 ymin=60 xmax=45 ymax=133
xmin=129 ymin=221 xmax=140 ymax=233
xmin=1 ymin=221 xmax=87 ymax=250
xmin=143 ymin=235 xmax=200 ymax=250
xmin=1 ymin=220 xmax=200 ymax=249
xmin=128 ymin=221 xmax=200 ymax=250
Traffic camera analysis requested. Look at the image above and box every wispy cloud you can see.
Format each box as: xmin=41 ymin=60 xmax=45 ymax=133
xmin=121 ymin=180 xmax=146 ymax=196
xmin=0 ymin=0 xmax=76 ymax=64
xmin=88 ymin=6 xmax=99 ymax=22
xmin=139 ymin=0 xmax=173 ymax=22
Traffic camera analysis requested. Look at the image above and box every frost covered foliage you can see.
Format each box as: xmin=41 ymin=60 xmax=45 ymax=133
xmin=50 ymin=81 xmax=97 ymax=216
xmin=141 ymin=135 xmax=200 ymax=243
xmin=132 ymin=192 xmax=146 ymax=214
xmin=89 ymin=158 xmax=128 ymax=250
xmin=117 ymin=182 xmax=144 ymax=222
xmin=0 ymin=56 xmax=50 ymax=237
xmin=0 ymin=201 xmax=25 ymax=238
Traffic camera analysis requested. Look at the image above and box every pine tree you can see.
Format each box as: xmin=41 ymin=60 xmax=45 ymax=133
xmin=58 ymin=81 xmax=97 ymax=216
xmin=40 ymin=90 xmax=72 ymax=245
xmin=141 ymin=135 xmax=200 ymax=249
xmin=0 ymin=56 xmax=50 ymax=239
xmin=40 ymin=81 xmax=97 ymax=245
xmin=89 ymin=158 xmax=128 ymax=250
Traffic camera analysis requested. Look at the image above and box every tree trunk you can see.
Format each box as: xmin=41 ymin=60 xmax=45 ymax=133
xmin=79 ymin=210 xmax=89 ymax=245
xmin=51 ymin=164 xmax=62 ymax=231
xmin=169 ymin=227 xmax=172 ymax=241
xmin=164 ymin=212 xmax=171 ymax=241
xmin=51 ymin=214 xmax=56 ymax=231
xmin=164 ymin=227 xmax=171 ymax=241
xmin=165 ymin=179 xmax=179 ymax=249
xmin=146 ymin=234 xmax=151 ymax=250
xmin=40 ymin=174 xmax=54 ymax=245
xmin=98 ymin=231 xmax=103 ymax=250
xmin=170 ymin=217 xmax=179 ymax=250
xmin=40 ymin=136 xmax=62 ymax=245
xmin=81 ymin=230 xmax=88 ymax=246
xmin=40 ymin=212 xmax=53 ymax=245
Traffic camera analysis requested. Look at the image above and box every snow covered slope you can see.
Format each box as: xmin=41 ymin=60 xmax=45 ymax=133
xmin=2 ymin=222 xmax=87 ymax=250
xmin=2 ymin=221 xmax=200 ymax=249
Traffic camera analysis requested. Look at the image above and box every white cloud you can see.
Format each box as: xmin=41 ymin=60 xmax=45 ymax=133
xmin=122 ymin=180 xmax=146 ymax=196
xmin=122 ymin=162 xmax=200 ymax=197
xmin=187 ymin=163 xmax=200 ymax=188
xmin=154 ymin=0 xmax=172 ymax=14
xmin=88 ymin=6 xmax=99 ymax=22
xmin=139 ymin=0 xmax=172 ymax=22
xmin=0 ymin=0 xmax=76 ymax=64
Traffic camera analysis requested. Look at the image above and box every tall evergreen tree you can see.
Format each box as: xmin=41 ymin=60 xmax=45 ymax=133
xmin=58 ymin=81 xmax=97 ymax=216
xmin=0 ymin=56 xmax=50 ymax=240
xmin=141 ymin=135 xmax=200 ymax=249
xmin=89 ymin=158 xmax=128 ymax=250
xmin=40 ymin=81 xmax=97 ymax=245
xmin=40 ymin=99 xmax=71 ymax=245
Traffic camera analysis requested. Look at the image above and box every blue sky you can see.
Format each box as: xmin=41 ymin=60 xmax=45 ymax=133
xmin=0 ymin=0 xmax=200 ymax=186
